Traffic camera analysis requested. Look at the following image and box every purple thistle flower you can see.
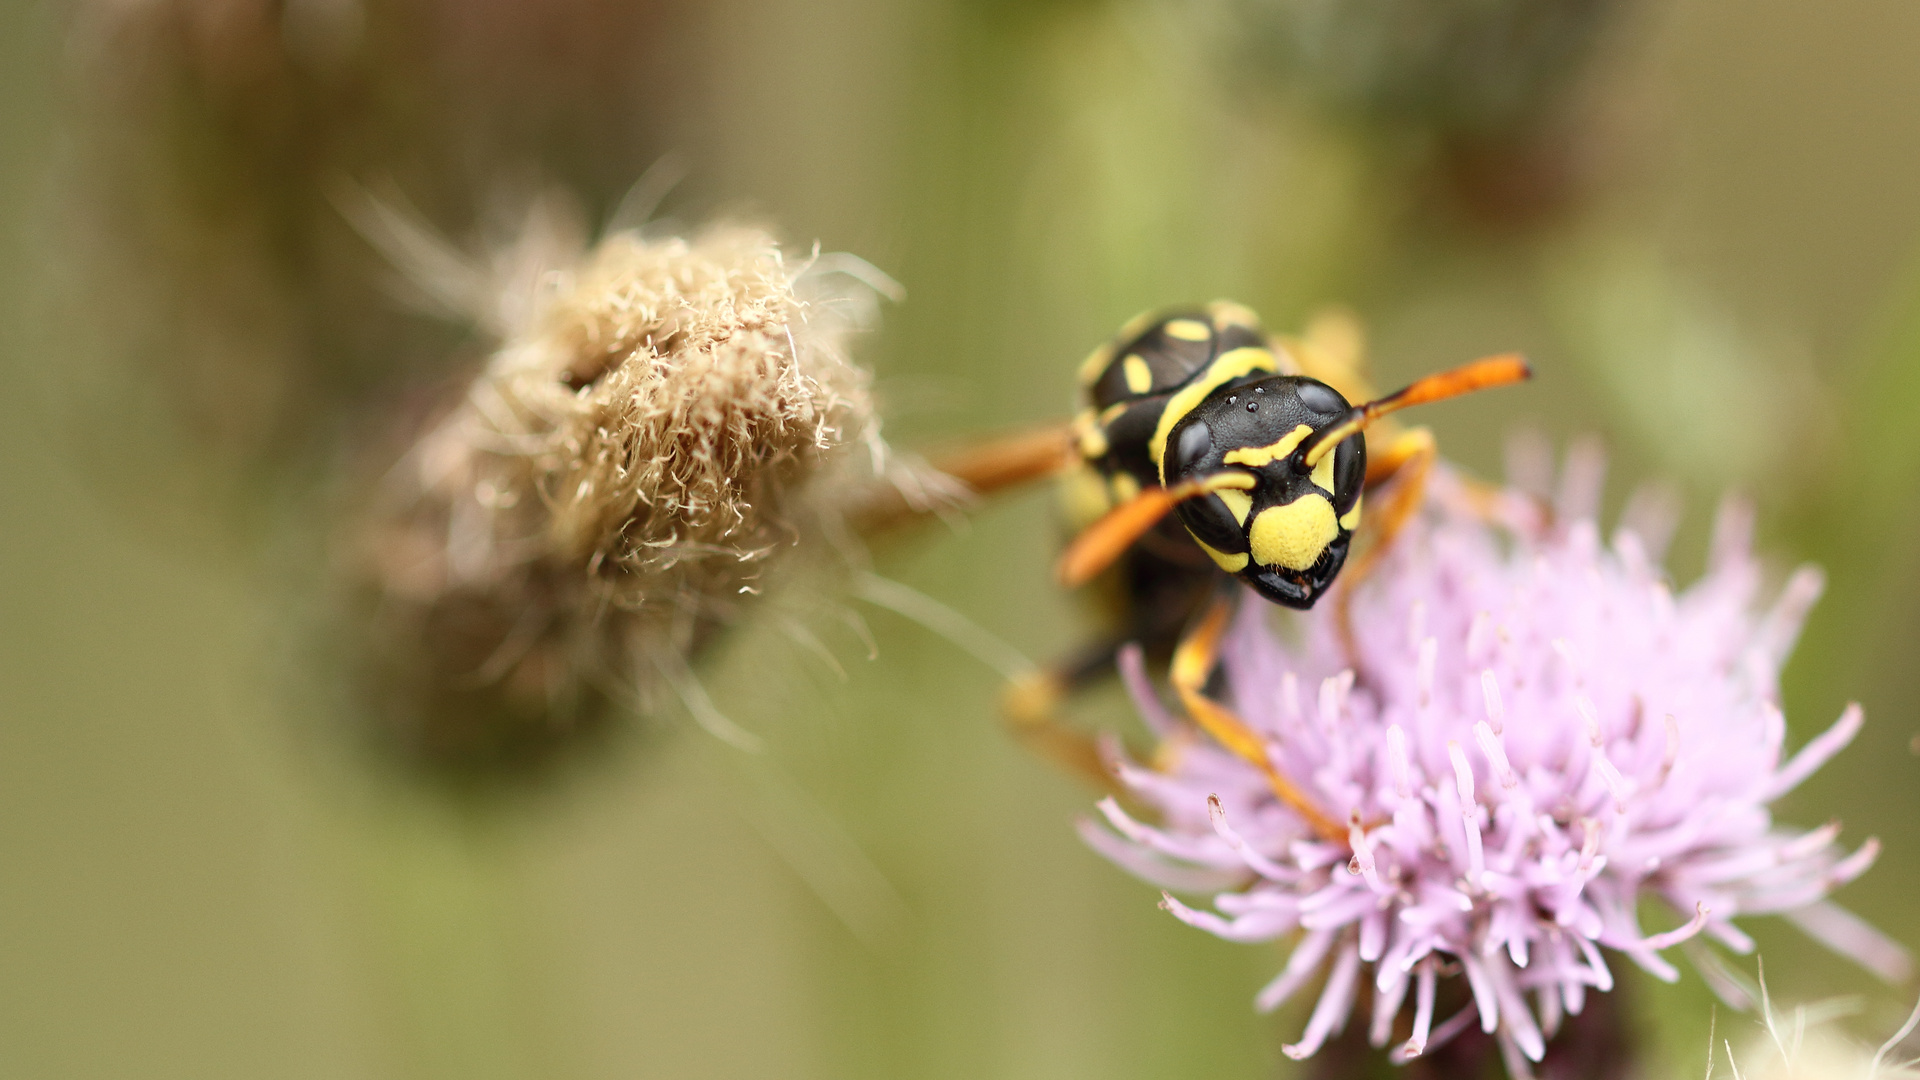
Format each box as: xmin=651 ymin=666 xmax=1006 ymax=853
xmin=1082 ymin=447 xmax=1908 ymax=1074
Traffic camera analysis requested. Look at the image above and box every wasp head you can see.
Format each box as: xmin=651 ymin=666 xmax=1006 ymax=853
xmin=1161 ymin=376 xmax=1367 ymax=608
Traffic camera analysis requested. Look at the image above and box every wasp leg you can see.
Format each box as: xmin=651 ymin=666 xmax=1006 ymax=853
xmin=843 ymin=423 xmax=1077 ymax=535
xmin=932 ymin=423 xmax=1078 ymax=497
xmin=1330 ymin=426 xmax=1437 ymax=655
xmin=1002 ymin=640 xmax=1127 ymax=792
xmin=1358 ymin=423 xmax=1518 ymax=549
xmin=1357 ymin=427 xmax=1438 ymax=562
xmin=1170 ymin=598 xmax=1343 ymax=840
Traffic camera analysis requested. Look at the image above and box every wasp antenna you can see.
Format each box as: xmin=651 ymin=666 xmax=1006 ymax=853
xmin=1301 ymin=353 xmax=1530 ymax=468
xmin=1056 ymin=473 xmax=1256 ymax=587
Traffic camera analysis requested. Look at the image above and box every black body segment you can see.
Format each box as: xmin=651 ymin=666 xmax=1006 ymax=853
xmin=1065 ymin=303 xmax=1369 ymax=625
xmin=1086 ymin=308 xmax=1269 ymax=412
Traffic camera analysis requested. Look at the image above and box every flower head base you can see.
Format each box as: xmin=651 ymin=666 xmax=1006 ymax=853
xmin=1083 ymin=450 xmax=1908 ymax=1073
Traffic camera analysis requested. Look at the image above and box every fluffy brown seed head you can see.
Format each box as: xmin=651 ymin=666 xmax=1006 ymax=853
xmin=426 ymin=223 xmax=874 ymax=594
xmin=355 ymin=207 xmax=898 ymax=769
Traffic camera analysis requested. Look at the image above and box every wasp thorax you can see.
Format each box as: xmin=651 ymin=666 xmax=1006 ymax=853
xmin=1162 ymin=376 xmax=1367 ymax=609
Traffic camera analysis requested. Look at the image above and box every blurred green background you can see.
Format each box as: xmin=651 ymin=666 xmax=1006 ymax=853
xmin=4 ymin=0 xmax=1920 ymax=1076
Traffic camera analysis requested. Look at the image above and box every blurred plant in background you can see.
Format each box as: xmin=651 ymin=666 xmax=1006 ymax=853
xmin=1230 ymin=0 xmax=1621 ymax=225
xmin=54 ymin=0 xmax=692 ymax=497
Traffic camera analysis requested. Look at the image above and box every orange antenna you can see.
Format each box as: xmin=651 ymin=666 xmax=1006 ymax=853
xmin=1300 ymin=353 xmax=1531 ymax=469
xmin=1056 ymin=473 xmax=1255 ymax=587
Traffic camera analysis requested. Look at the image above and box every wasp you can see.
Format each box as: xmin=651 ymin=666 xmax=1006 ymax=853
xmin=941 ymin=303 xmax=1528 ymax=838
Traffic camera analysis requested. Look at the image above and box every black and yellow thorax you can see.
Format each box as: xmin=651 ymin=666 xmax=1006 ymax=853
xmin=1061 ymin=303 xmax=1368 ymax=610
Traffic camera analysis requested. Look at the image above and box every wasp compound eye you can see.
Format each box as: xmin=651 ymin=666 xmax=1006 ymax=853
xmin=1293 ymin=379 xmax=1346 ymax=417
xmin=1171 ymin=420 xmax=1213 ymax=477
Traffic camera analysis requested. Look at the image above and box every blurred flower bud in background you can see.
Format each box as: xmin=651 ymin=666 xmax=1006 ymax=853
xmin=1227 ymin=0 xmax=1627 ymax=225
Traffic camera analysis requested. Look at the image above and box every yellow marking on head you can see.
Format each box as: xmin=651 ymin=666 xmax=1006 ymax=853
xmin=1310 ymin=450 xmax=1335 ymax=495
xmin=1058 ymin=463 xmax=1113 ymax=530
xmin=1163 ymin=318 xmax=1211 ymax=342
xmin=1207 ymin=300 xmax=1262 ymax=330
xmin=1215 ymin=487 xmax=1252 ymax=525
xmin=1302 ymin=417 xmax=1365 ymax=469
xmin=1194 ymin=536 xmax=1249 ymax=573
xmin=1248 ymin=495 xmax=1338 ymax=571
xmin=1099 ymin=402 xmax=1129 ymax=424
xmin=1222 ymin=424 xmax=1313 ymax=469
xmin=1149 ymin=347 xmax=1280 ymax=477
xmin=1339 ymin=493 xmax=1363 ymax=532
xmin=1077 ymin=343 xmax=1116 ymax=388
xmin=1109 ymin=471 xmax=1141 ymax=503
xmin=1122 ymin=354 xmax=1153 ymax=395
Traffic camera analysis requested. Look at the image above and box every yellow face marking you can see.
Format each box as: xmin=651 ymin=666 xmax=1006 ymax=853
xmin=1194 ymin=536 xmax=1249 ymax=573
xmin=1207 ymin=300 xmax=1261 ymax=330
xmin=1109 ymin=471 xmax=1141 ymax=503
xmin=1215 ymin=487 xmax=1253 ymax=525
xmin=1099 ymin=401 xmax=1129 ymax=424
xmin=1339 ymin=493 xmax=1363 ymax=532
xmin=1122 ymin=354 xmax=1153 ymax=395
xmin=1222 ymin=424 xmax=1313 ymax=469
xmin=1059 ymin=462 xmax=1113 ymax=530
xmin=1310 ymin=450 xmax=1335 ymax=495
xmin=1248 ymin=495 xmax=1339 ymax=571
xmin=1149 ymin=347 xmax=1280 ymax=477
xmin=1163 ymin=318 xmax=1211 ymax=342
xmin=1077 ymin=343 xmax=1115 ymax=388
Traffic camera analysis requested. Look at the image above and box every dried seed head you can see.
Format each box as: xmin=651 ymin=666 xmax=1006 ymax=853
xmin=351 ymin=198 xmax=907 ymax=770
xmin=411 ymin=220 xmax=878 ymax=595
